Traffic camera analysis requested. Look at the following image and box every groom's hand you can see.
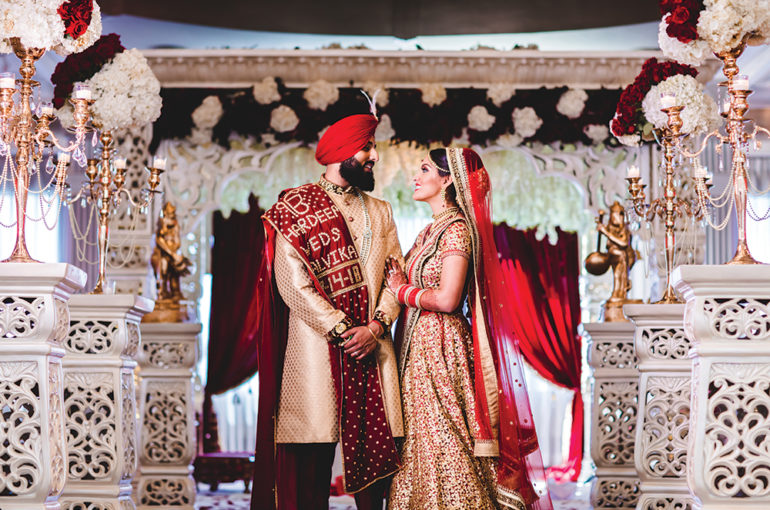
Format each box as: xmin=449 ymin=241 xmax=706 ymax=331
xmin=342 ymin=326 xmax=378 ymax=360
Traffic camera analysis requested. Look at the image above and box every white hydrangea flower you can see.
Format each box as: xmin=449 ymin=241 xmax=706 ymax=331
xmin=58 ymin=48 xmax=161 ymax=131
xmin=191 ymin=96 xmax=223 ymax=130
xmin=556 ymin=89 xmax=588 ymax=119
xmin=261 ymin=133 xmax=277 ymax=146
xmin=616 ymin=133 xmax=641 ymax=147
xmin=642 ymin=74 xmax=719 ymax=135
xmin=363 ymin=81 xmax=389 ymax=107
xmin=658 ymin=16 xmax=710 ymax=67
xmin=374 ymin=114 xmax=395 ymax=142
xmin=583 ymin=124 xmax=609 ymax=145
xmin=467 ymin=105 xmax=496 ymax=132
xmin=419 ymin=83 xmax=447 ymax=107
xmin=303 ymin=80 xmax=339 ymax=111
xmin=512 ymin=107 xmax=543 ymax=139
xmin=189 ymin=126 xmax=213 ymax=145
xmin=698 ymin=0 xmax=770 ymax=54
xmin=486 ymin=83 xmax=516 ymax=107
xmin=252 ymin=77 xmax=281 ymax=105
xmin=495 ymin=133 xmax=523 ymax=148
xmin=270 ymin=105 xmax=299 ymax=132
xmin=1 ymin=0 xmax=102 ymax=54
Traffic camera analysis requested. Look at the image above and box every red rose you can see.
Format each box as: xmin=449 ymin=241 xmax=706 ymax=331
xmin=667 ymin=22 xmax=698 ymax=43
xmin=57 ymin=0 xmax=93 ymax=40
xmin=670 ymin=6 xmax=690 ymax=24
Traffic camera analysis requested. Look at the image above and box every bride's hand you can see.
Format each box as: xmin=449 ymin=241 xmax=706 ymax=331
xmin=385 ymin=256 xmax=407 ymax=292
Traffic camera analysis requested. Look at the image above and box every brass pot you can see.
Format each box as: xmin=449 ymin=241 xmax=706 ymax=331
xmin=585 ymin=251 xmax=610 ymax=275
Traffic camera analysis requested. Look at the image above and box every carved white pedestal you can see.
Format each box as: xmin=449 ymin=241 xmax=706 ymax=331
xmin=0 ymin=263 xmax=86 ymax=510
xmin=585 ymin=322 xmax=641 ymax=509
xmin=674 ymin=265 xmax=770 ymax=510
xmin=59 ymin=295 xmax=153 ymax=510
xmin=136 ymin=323 xmax=200 ymax=509
xmin=625 ymin=304 xmax=695 ymax=510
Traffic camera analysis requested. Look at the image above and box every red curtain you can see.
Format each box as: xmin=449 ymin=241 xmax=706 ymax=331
xmin=493 ymin=224 xmax=583 ymax=481
xmin=203 ymin=195 xmax=265 ymax=452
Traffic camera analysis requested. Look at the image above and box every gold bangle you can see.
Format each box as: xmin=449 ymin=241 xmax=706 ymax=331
xmin=366 ymin=325 xmax=378 ymax=340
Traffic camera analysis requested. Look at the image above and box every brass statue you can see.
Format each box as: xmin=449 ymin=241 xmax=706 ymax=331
xmin=585 ymin=201 xmax=639 ymax=322
xmin=144 ymin=201 xmax=192 ymax=323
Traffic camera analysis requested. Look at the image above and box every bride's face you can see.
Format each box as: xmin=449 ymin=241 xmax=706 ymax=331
xmin=413 ymin=156 xmax=449 ymax=202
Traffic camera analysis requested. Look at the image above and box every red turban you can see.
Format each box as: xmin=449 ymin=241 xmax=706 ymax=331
xmin=315 ymin=114 xmax=378 ymax=165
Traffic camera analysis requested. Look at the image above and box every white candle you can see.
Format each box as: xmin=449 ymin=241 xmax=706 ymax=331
xmin=694 ymin=162 xmax=707 ymax=178
xmin=152 ymin=156 xmax=166 ymax=170
xmin=0 ymin=72 xmax=15 ymax=89
xmin=733 ymin=75 xmax=749 ymax=91
xmin=114 ymin=157 xmax=127 ymax=169
xmin=58 ymin=153 xmax=70 ymax=164
xmin=73 ymin=83 xmax=91 ymax=100
xmin=721 ymin=99 xmax=730 ymax=115
xmin=627 ymin=165 xmax=640 ymax=179
xmin=660 ymin=93 xmax=677 ymax=109
xmin=41 ymin=103 xmax=54 ymax=116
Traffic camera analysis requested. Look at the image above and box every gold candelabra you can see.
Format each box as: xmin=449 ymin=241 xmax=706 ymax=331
xmin=0 ymin=37 xmax=91 ymax=263
xmin=626 ymin=105 xmax=704 ymax=304
xmin=68 ymin=131 xmax=164 ymax=293
xmin=674 ymin=41 xmax=770 ymax=265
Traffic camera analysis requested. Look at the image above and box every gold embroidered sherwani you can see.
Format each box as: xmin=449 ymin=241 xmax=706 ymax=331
xmin=274 ymin=177 xmax=405 ymax=443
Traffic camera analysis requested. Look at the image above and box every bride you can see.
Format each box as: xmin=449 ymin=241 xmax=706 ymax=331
xmin=385 ymin=148 xmax=552 ymax=510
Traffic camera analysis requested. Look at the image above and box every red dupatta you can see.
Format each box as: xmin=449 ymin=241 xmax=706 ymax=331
xmin=447 ymin=148 xmax=553 ymax=509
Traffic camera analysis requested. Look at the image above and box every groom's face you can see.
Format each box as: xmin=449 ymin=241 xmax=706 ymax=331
xmin=340 ymin=137 xmax=378 ymax=192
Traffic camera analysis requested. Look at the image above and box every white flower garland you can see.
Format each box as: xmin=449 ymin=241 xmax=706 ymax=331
xmin=641 ymin=74 xmax=719 ymax=135
xmin=0 ymin=0 xmax=101 ymax=54
xmin=512 ymin=107 xmax=543 ymax=138
xmin=303 ymin=80 xmax=339 ymax=111
xmin=58 ymin=48 xmax=162 ymax=131
xmin=487 ymin=83 xmax=516 ymax=107
xmin=467 ymin=105 xmax=496 ymax=132
xmin=252 ymin=77 xmax=281 ymax=105
xmin=270 ymin=105 xmax=299 ymax=132
xmin=192 ymin=96 xmax=223 ymax=130
xmin=419 ymin=83 xmax=447 ymax=107
xmin=658 ymin=15 xmax=711 ymax=66
xmin=583 ymin=124 xmax=609 ymax=145
xmin=556 ymin=89 xmax=588 ymax=119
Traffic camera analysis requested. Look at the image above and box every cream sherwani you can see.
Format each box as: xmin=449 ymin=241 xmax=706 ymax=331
xmin=274 ymin=178 xmax=405 ymax=443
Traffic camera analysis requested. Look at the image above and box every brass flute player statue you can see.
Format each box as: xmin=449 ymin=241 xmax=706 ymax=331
xmin=585 ymin=201 xmax=639 ymax=322
xmin=144 ymin=201 xmax=192 ymax=323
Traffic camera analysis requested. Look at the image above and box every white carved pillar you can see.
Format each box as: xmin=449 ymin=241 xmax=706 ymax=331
xmin=136 ymin=323 xmax=200 ymax=509
xmin=673 ymin=265 xmax=770 ymax=510
xmin=625 ymin=304 xmax=695 ymax=510
xmin=585 ymin=322 xmax=641 ymax=509
xmin=59 ymin=295 xmax=153 ymax=510
xmin=0 ymin=263 xmax=86 ymax=510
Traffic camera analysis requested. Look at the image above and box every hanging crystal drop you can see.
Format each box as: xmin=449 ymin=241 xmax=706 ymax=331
xmin=80 ymin=197 xmax=86 ymax=208
xmin=73 ymin=144 xmax=87 ymax=167
xmin=45 ymin=154 xmax=54 ymax=174
xmin=92 ymin=129 xmax=99 ymax=150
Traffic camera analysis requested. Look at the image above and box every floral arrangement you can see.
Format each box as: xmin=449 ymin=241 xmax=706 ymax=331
xmin=610 ymin=58 xmax=697 ymax=146
xmin=641 ymin=74 xmax=719 ymax=134
xmin=0 ymin=0 xmax=101 ymax=54
xmin=419 ymin=83 xmax=447 ymax=107
xmin=659 ymin=0 xmax=770 ymax=64
xmin=190 ymin=95 xmax=224 ymax=144
xmin=363 ymin=81 xmax=389 ymax=107
xmin=556 ymin=89 xmax=588 ymax=119
xmin=303 ymin=80 xmax=339 ymax=111
xmin=151 ymin=84 xmax=622 ymax=151
xmin=53 ymin=33 xmax=162 ymax=131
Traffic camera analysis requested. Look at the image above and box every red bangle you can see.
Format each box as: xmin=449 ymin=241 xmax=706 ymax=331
xmin=396 ymin=284 xmax=426 ymax=309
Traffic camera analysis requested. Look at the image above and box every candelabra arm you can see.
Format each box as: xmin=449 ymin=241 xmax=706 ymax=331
xmin=752 ymin=124 xmax=770 ymax=140
xmin=36 ymin=127 xmax=84 ymax=153
xmin=679 ymin=129 xmax=725 ymax=159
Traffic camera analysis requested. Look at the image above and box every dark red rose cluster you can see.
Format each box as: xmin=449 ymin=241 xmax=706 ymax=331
xmin=660 ymin=0 xmax=704 ymax=43
xmin=51 ymin=33 xmax=124 ymax=109
xmin=57 ymin=0 xmax=94 ymax=40
xmin=610 ymin=58 xmax=698 ymax=138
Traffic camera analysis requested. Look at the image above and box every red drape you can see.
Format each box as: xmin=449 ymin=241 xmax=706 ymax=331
xmin=493 ymin=224 xmax=583 ymax=482
xmin=204 ymin=195 xmax=265 ymax=452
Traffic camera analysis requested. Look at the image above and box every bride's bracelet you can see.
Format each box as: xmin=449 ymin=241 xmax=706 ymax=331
xmin=396 ymin=284 xmax=427 ymax=309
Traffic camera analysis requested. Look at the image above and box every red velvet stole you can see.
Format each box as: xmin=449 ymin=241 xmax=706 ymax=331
xmin=258 ymin=183 xmax=399 ymax=497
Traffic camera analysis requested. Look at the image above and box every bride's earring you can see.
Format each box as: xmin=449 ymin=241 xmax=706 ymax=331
xmin=439 ymin=187 xmax=447 ymax=206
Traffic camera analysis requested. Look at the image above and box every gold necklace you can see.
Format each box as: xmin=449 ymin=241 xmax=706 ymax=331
xmin=432 ymin=206 xmax=460 ymax=222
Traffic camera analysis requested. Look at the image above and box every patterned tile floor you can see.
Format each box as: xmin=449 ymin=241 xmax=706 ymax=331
xmin=194 ymin=481 xmax=593 ymax=509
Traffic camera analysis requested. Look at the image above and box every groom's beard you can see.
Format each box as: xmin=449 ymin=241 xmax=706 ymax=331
xmin=340 ymin=157 xmax=375 ymax=192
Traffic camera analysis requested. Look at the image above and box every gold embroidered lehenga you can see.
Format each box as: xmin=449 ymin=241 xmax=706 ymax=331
xmin=389 ymin=148 xmax=553 ymax=510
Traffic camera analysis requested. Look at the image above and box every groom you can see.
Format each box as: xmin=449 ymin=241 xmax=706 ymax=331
xmin=251 ymin=112 xmax=404 ymax=510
